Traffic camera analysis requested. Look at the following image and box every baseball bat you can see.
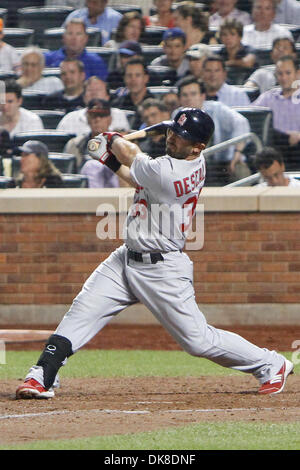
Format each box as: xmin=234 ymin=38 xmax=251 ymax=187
xmin=88 ymin=122 xmax=170 ymax=154
xmin=123 ymin=121 xmax=170 ymax=141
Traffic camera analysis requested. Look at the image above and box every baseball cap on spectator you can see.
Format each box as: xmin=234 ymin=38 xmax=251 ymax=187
xmin=118 ymin=40 xmax=142 ymax=57
xmin=87 ymin=98 xmax=111 ymax=116
xmin=185 ymin=43 xmax=210 ymax=60
xmin=18 ymin=140 xmax=49 ymax=159
xmin=162 ymin=27 xmax=186 ymax=42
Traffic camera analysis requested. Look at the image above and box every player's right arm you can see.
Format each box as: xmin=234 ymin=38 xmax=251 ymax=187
xmin=87 ymin=132 xmax=143 ymax=188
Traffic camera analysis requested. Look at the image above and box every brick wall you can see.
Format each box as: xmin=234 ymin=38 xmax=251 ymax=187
xmin=1 ymin=211 xmax=300 ymax=306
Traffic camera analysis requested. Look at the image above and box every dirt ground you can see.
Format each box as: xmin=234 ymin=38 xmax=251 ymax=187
xmin=0 ymin=324 xmax=299 ymax=447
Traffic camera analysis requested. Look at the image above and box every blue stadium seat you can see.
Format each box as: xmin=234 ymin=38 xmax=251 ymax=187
xmin=232 ymin=106 xmax=274 ymax=146
xmin=49 ymin=153 xmax=77 ymax=174
xmin=3 ymin=28 xmax=34 ymax=47
xmin=0 ymin=1 xmax=44 ymax=27
xmin=31 ymin=110 xmax=66 ymax=129
xmin=42 ymin=68 xmax=61 ymax=79
xmin=17 ymin=6 xmax=75 ymax=45
xmin=61 ymin=174 xmax=88 ymax=188
xmin=141 ymin=27 xmax=167 ymax=45
xmin=13 ymin=131 xmax=75 ymax=153
xmin=147 ymin=65 xmax=177 ymax=86
xmin=112 ymin=4 xmax=142 ymax=14
xmin=21 ymin=91 xmax=49 ymax=110
xmin=236 ymin=85 xmax=261 ymax=102
xmin=0 ymin=176 xmax=16 ymax=188
xmin=141 ymin=46 xmax=164 ymax=65
xmin=148 ymin=86 xmax=178 ymax=98
xmin=0 ymin=70 xmax=17 ymax=80
xmin=254 ymin=46 xmax=273 ymax=66
xmin=226 ymin=66 xmax=255 ymax=86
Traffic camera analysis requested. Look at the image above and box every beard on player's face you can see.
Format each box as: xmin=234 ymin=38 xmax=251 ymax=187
xmin=166 ymin=130 xmax=193 ymax=159
xmin=166 ymin=145 xmax=188 ymax=159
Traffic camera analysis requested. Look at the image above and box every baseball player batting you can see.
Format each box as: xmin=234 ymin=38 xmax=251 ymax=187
xmin=16 ymin=107 xmax=293 ymax=399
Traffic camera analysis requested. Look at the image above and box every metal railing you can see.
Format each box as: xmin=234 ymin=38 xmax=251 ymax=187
xmin=203 ymin=132 xmax=263 ymax=158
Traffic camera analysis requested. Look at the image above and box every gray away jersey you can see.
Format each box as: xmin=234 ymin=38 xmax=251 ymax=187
xmin=124 ymin=152 xmax=206 ymax=252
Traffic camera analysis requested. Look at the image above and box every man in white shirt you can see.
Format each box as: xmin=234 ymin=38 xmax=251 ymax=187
xmin=242 ymin=0 xmax=293 ymax=48
xmin=0 ymin=80 xmax=44 ymax=138
xmin=57 ymin=76 xmax=130 ymax=134
xmin=255 ymin=146 xmax=300 ymax=186
xmin=16 ymin=47 xmax=63 ymax=95
xmin=202 ymin=55 xmax=251 ymax=106
xmin=209 ymin=0 xmax=252 ymax=27
xmin=244 ymin=36 xmax=298 ymax=93
xmin=0 ymin=18 xmax=20 ymax=73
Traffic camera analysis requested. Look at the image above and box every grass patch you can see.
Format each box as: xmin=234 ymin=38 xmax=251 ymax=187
xmin=0 ymin=350 xmax=298 ymax=380
xmin=1 ymin=421 xmax=300 ymax=450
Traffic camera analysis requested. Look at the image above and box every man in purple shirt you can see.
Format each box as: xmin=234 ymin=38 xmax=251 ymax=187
xmin=252 ymin=55 xmax=300 ymax=170
xmin=62 ymin=0 xmax=122 ymax=45
xmin=44 ymin=18 xmax=108 ymax=80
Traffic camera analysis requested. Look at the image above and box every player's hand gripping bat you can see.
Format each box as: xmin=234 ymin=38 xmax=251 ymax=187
xmin=87 ymin=122 xmax=170 ymax=171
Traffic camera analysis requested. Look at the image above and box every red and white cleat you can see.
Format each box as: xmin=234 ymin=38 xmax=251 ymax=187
xmin=16 ymin=378 xmax=55 ymax=399
xmin=258 ymin=359 xmax=294 ymax=395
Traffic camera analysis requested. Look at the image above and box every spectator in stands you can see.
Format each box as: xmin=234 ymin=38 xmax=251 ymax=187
xmin=44 ymin=18 xmax=108 ymax=81
xmin=65 ymin=99 xmax=120 ymax=186
xmin=242 ymin=0 xmax=293 ymax=48
xmin=244 ymin=37 xmax=298 ymax=93
xmin=173 ymin=2 xmax=218 ymax=48
xmin=144 ymin=0 xmax=175 ymax=28
xmin=202 ymin=55 xmax=251 ymax=105
xmin=274 ymin=0 xmax=300 ymax=25
xmin=151 ymin=28 xmax=189 ymax=83
xmin=0 ymin=80 xmax=44 ymax=138
xmin=62 ymin=0 xmax=123 ymax=46
xmin=16 ymin=140 xmax=63 ymax=188
xmin=42 ymin=59 xmax=85 ymax=114
xmin=107 ymin=40 xmax=143 ymax=90
xmin=64 ymin=98 xmax=112 ymax=168
xmin=111 ymin=58 xmax=155 ymax=130
xmin=255 ymin=147 xmax=300 ymax=186
xmin=104 ymin=11 xmax=146 ymax=48
xmin=209 ymin=0 xmax=252 ymax=28
xmin=16 ymin=47 xmax=63 ymax=95
xmin=176 ymin=75 xmax=251 ymax=185
xmin=0 ymin=19 xmax=20 ymax=73
xmin=160 ymin=89 xmax=180 ymax=114
xmin=57 ymin=76 xmax=130 ymax=134
xmin=138 ymin=98 xmax=170 ymax=159
xmin=218 ymin=19 xmax=257 ymax=70
xmin=184 ymin=43 xmax=211 ymax=81
xmin=252 ymin=55 xmax=300 ymax=171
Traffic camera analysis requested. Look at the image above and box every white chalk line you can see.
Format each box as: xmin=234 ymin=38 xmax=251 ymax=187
xmin=0 ymin=407 xmax=277 ymax=421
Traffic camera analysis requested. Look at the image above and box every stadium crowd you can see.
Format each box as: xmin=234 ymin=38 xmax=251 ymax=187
xmin=0 ymin=0 xmax=299 ymax=188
